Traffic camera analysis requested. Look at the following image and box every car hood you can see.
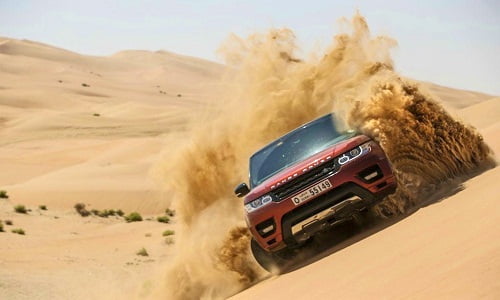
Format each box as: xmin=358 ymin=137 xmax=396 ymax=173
xmin=244 ymin=134 xmax=370 ymax=203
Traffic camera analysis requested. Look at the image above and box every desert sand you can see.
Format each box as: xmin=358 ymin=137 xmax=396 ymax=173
xmin=0 ymin=36 xmax=499 ymax=299
xmin=0 ymin=37 xmax=223 ymax=299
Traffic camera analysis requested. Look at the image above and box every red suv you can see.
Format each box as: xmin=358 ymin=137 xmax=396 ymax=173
xmin=234 ymin=114 xmax=396 ymax=271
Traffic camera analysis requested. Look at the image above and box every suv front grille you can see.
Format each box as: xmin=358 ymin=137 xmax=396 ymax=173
xmin=273 ymin=159 xmax=340 ymax=201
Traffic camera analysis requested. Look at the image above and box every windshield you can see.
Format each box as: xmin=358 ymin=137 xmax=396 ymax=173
xmin=249 ymin=114 xmax=354 ymax=187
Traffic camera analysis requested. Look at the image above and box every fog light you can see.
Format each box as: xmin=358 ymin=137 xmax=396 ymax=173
xmin=364 ymin=171 xmax=379 ymax=181
xmin=358 ymin=165 xmax=383 ymax=183
xmin=256 ymin=218 xmax=276 ymax=238
xmin=262 ymin=224 xmax=274 ymax=234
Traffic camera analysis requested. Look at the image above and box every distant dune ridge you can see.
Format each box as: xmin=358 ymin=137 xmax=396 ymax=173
xmin=0 ymin=12 xmax=499 ymax=300
xmin=0 ymin=35 xmax=223 ymax=212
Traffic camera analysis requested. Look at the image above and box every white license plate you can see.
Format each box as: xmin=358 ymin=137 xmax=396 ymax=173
xmin=291 ymin=179 xmax=333 ymax=206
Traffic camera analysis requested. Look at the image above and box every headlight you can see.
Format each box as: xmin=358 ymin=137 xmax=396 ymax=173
xmin=245 ymin=194 xmax=273 ymax=213
xmin=338 ymin=142 xmax=372 ymax=165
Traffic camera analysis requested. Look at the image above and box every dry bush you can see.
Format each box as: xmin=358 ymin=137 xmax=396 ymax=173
xmin=74 ymin=203 xmax=90 ymax=217
xmin=157 ymin=216 xmax=170 ymax=223
xmin=125 ymin=212 xmax=142 ymax=222
xmin=14 ymin=205 xmax=27 ymax=214
xmin=165 ymin=208 xmax=176 ymax=217
xmin=136 ymin=247 xmax=148 ymax=256
xmin=12 ymin=228 xmax=25 ymax=235
xmin=162 ymin=230 xmax=175 ymax=236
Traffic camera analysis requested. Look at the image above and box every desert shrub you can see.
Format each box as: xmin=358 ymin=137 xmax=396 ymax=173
xmin=12 ymin=228 xmax=25 ymax=235
xmin=97 ymin=210 xmax=109 ymax=218
xmin=94 ymin=209 xmax=118 ymax=218
xmin=0 ymin=190 xmax=8 ymax=199
xmin=145 ymin=233 xmax=152 ymax=237
xmin=136 ymin=247 xmax=148 ymax=256
xmin=125 ymin=212 xmax=142 ymax=222
xmin=74 ymin=203 xmax=90 ymax=217
xmin=101 ymin=210 xmax=115 ymax=217
xmin=165 ymin=208 xmax=176 ymax=217
xmin=39 ymin=205 xmax=47 ymax=210
xmin=157 ymin=216 xmax=170 ymax=223
xmin=14 ymin=205 xmax=27 ymax=214
xmin=0 ymin=220 xmax=3 ymax=232
xmin=5 ymin=220 xmax=12 ymax=225
xmin=162 ymin=230 xmax=175 ymax=236
xmin=165 ymin=237 xmax=174 ymax=245
xmin=116 ymin=209 xmax=124 ymax=217
xmin=91 ymin=209 xmax=99 ymax=215
xmin=93 ymin=113 xmax=100 ymax=117
xmin=82 ymin=83 xmax=90 ymax=87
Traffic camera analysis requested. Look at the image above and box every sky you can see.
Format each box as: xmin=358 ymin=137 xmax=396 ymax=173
xmin=1 ymin=0 xmax=499 ymax=95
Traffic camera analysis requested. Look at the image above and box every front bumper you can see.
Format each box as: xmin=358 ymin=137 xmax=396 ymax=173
xmin=281 ymin=182 xmax=395 ymax=247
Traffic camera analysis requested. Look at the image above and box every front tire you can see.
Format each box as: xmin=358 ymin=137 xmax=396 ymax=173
xmin=250 ymin=238 xmax=292 ymax=273
xmin=351 ymin=211 xmax=367 ymax=228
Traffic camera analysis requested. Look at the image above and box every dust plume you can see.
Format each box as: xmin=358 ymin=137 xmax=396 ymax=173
xmin=158 ymin=13 xmax=494 ymax=299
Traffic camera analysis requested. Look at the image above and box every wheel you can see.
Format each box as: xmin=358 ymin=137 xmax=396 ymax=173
xmin=351 ymin=209 xmax=378 ymax=230
xmin=351 ymin=211 xmax=367 ymax=228
xmin=250 ymin=238 xmax=292 ymax=273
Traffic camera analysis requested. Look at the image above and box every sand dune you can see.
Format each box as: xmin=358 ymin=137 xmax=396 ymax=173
xmin=0 ymin=38 xmax=224 ymax=299
xmin=0 ymin=36 xmax=223 ymax=212
xmin=0 ymin=36 xmax=498 ymax=299
xmin=460 ymin=97 xmax=500 ymax=129
xmin=420 ymin=81 xmax=494 ymax=110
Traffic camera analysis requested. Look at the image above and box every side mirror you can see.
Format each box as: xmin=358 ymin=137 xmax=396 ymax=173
xmin=234 ymin=183 xmax=250 ymax=198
